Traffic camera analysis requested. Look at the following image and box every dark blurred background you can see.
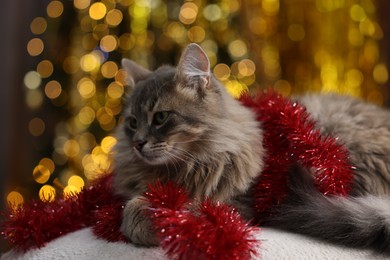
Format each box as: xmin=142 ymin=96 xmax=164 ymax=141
xmin=1 ymin=0 xmax=390 ymax=252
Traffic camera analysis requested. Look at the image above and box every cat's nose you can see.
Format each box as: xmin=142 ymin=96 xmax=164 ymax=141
xmin=133 ymin=140 xmax=147 ymax=151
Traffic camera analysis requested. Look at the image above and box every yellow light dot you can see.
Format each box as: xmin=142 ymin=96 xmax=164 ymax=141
xmin=26 ymin=89 xmax=44 ymax=109
xmin=350 ymin=4 xmax=366 ymax=22
xmin=345 ymin=69 xmax=364 ymax=88
xmin=225 ymin=80 xmax=248 ymax=98
xmin=288 ymin=24 xmax=305 ymax=41
xmin=45 ymin=80 xmax=62 ymax=99
xmin=78 ymin=106 xmax=96 ymax=125
xmin=203 ymin=4 xmax=222 ymax=22
xmin=274 ymin=80 xmax=292 ymax=96
xmin=63 ymin=185 xmax=80 ymax=198
xmin=373 ymin=64 xmax=389 ymax=84
xmin=63 ymin=56 xmax=80 ymax=74
xmin=63 ymin=139 xmax=80 ymax=158
xmin=80 ymin=53 xmax=101 ymax=72
xmin=77 ymin=77 xmax=96 ymax=99
xmin=101 ymin=136 xmax=117 ymax=154
xmin=249 ymin=17 xmax=267 ymax=35
xmin=79 ymin=132 xmax=96 ymax=150
xmin=238 ymin=59 xmax=256 ymax=77
xmin=118 ymin=33 xmax=135 ymax=51
xmin=36 ymin=60 xmax=54 ymax=78
xmin=115 ymin=69 xmax=127 ymax=85
xmin=228 ymin=40 xmax=248 ymax=59
xmin=360 ymin=19 xmax=376 ymax=37
xmin=33 ymin=165 xmax=51 ymax=184
xmin=101 ymin=61 xmax=118 ymax=78
xmin=213 ymin=63 xmax=231 ymax=81
xmin=107 ymin=81 xmax=124 ymax=99
xmin=7 ymin=191 xmax=24 ymax=209
xmin=29 ymin=117 xmax=45 ymax=136
xmin=39 ymin=185 xmax=56 ymax=202
xmin=187 ymin=26 xmax=206 ymax=43
xmin=100 ymin=35 xmax=118 ymax=52
xmin=262 ymin=0 xmax=280 ymax=16
xmin=68 ymin=175 xmax=85 ymax=191
xmin=30 ymin=17 xmax=47 ymax=35
xmin=39 ymin=158 xmax=55 ymax=173
xmin=24 ymin=71 xmax=41 ymax=89
xmin=47 ymin=1 xmax=64 ymax=18
xmin=27 ymin=38 xmax=44 ymax=56
xmin=179 ymin=2 xmax=198 ymax=24
xmin=89 ymin=2 xmax=107 ymax=20
xmin=105 ymin=9 xmax=123 ymax=26
xmin=348 ymin=28 xmax=364 ymax=47
xmin=74 ymin=0 xmax=91 ymax=10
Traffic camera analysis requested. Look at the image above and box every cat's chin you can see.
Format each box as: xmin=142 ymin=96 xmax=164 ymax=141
xmin=135 ymin=152 xmax=171 ymax=166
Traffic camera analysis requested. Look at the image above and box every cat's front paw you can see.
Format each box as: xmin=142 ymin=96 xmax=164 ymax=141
xmin=121 ymin=196 xmax=159 ymax=247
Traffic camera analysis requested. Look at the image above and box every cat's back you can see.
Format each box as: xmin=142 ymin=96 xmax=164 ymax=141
xmin=296 ymin=93 xmax=390 ymax=195
xmin=296 ymin=93 xmax=390 ymax=131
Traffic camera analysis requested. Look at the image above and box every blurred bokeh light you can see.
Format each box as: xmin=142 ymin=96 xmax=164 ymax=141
xmin=2 ymin=0 xmax=390 ymax=216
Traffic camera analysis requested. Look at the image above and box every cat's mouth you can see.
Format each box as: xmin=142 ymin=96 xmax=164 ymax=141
xmin=133 ymin=142 xmax=173 ymax=165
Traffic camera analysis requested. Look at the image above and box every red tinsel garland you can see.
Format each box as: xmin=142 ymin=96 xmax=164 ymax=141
xmin=240 ymin=92 xmax=354 ymax=219
xmin=0 ymin=92 xmax=354 ymax=259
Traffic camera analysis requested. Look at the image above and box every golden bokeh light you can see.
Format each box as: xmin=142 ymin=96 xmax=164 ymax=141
xmin=101 ymin=136 xmax=117 ymax=154
xmin=80 ymin=52 xmax=101 ymax=72
xmin=107 ymin=81 xmax=124 ymax=99
xmin=203 ymin=4 xmax=222 ymax=22
xmin=74 ymin=0 xmax=91 ymax=10
xmin=27 ymin=38 xmax=44 ymax=56
xmin=262 ymin=0 xmax=280 ymax=16
xmin=77 ymin=77 xmax=96 ymax=99
xmin=7 ymin=191 xmax=24 ymax=209
xmin=33 ymin=165 xmax=51 ymax=184
xmin=373 ymin=63 xmax=389 ymax=84
xmin=47 ymin=1 xmax=64 ymax=18
xmin=228 ymin=40 xmax=248 ymax=59
xmin=100 ymin=35 xmax=118 ymax=52
xmin=63 ymin=56 xmax=80 ymax=74
xmin=24 ymin=71 xmax=41 ymax=89
xmin=30 ymin=17 xmax=47 ymax=35
xmin=101 ymin=61 xmax=119 ymax=78
xmin=89 ymin=2 xmax=107 ymax=20
xmin=63 ymin=139 xmax=81 ymax=158
xmin=45 ymin=80 xmax=62 ymax=99
xmin=179 ymin=2 xmax=198 ymax=25
xmin=28 ymin=117 xmax=45 ymax=137
xmin=63 ymin=185 xmax=80 ymax=198
xmin=39 ymin=185 xmax=56 ymax=202
xmin=37 ymin=60 xmax=54 ymax=78
xmin=78 ymin=106 xmax=96 ymax=125
xmin=105 ymin=9 xmax=123 ymax=26
xmin=68 ymin=175 xmax=85 ymax=191
xmin=213 ymin=63 xmax=231 ymax=81
xmin=25 ymin=89 xmax=44 ymax=109
xmin=39 ymin=158 xmax=56 ymax=174
xmin=225 ymin=80 xmax=248 ymax=98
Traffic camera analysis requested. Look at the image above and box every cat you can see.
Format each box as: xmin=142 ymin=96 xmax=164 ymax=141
xmin=113 ymin=43 xmax=390 ymax=254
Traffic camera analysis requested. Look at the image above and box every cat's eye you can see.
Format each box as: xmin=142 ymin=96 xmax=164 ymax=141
xmin=128 ymin=116 xmax=138 ymax=130
xmin=153 ymin=111 xmax=170 ymax=125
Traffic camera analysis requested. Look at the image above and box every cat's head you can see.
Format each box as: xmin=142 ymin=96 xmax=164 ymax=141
xmin=118 ymin=44 xmax=227 ymax=166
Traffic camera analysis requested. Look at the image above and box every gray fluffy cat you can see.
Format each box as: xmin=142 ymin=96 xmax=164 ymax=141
xmin=113 ymin=43 xmax=390 ymax=254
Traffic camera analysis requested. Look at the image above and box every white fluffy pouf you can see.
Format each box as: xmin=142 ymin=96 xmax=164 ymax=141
xmin=1 ymin=227 xmax=387 ymax=260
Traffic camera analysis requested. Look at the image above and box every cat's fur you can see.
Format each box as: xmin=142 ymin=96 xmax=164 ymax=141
xmin=113 ymin=43 xmax=390 ymax=254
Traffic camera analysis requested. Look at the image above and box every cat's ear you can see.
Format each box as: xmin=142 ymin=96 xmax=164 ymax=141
xmin=175 ymin=43 xmax=210 ymax=90
xmin=121 ymin=58 xmax=151 ymax=87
